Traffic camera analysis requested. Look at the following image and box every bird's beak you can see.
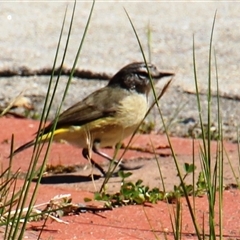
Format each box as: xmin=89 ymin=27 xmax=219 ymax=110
xmin=153 ymin=71 xmax=174 ymax=79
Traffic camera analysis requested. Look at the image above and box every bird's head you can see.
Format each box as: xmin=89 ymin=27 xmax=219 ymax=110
xmin=108 ymin=62 xmax=173 ymax=95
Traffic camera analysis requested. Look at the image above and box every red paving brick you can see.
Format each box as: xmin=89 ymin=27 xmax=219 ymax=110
xmin=1 ymin=116 xmax=240 ymax=239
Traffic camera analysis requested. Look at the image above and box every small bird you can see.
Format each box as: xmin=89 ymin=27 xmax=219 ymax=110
xmin=12 ymin=62 xmax=173 ymax=176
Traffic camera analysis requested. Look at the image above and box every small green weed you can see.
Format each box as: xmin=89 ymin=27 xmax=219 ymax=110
xmin=94 ymin=171 xmax=165 ymax=207
xmin=94 ymin=163 xmax=208 ymax=207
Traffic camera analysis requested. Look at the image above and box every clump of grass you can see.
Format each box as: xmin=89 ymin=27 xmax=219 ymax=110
xmin=190 ymin=12 xmax=224 ymax=239
xmin=1 ymin=1 xmax=96 ymax=239
xmin=157 ymin=11 xmax=231 ymax=240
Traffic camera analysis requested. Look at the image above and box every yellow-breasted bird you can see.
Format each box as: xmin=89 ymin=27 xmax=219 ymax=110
xmin=12 ymin=62 xmax=173 ymax=176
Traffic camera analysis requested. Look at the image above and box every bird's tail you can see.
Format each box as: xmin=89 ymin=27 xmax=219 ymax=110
xmin=11 ymin=139 xmax=36 ymax=157
xmin=9 ymin=131 xmax=54 ymax=158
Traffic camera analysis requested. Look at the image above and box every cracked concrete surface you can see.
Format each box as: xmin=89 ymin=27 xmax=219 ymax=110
xmin=1 ymin=2 xmax=240 ymax=91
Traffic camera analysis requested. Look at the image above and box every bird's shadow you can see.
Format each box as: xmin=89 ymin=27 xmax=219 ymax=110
xmin=32 ymin=174 xmax=102 ymax=184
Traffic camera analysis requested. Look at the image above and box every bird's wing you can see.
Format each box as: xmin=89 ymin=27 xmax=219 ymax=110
xmin=42 ymin=87 xmax=124 ymax=134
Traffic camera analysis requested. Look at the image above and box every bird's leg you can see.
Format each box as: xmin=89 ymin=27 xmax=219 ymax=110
xmin=92 ymin=141 xmax=143 ymax=171
xmin=82 ymin=148 xmax=106 ymax=176
xmin=92 ymin=142 xmax=118 ymax=162
xmin=92 ymin=141 xmax=121 ymax=165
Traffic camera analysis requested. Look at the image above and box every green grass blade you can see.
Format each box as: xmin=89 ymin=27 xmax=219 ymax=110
xmin=207 ymin=11 xmax=217 ymax=240
xmin=214 ymin=46 xmax=223 ymax=240
xmin=11 ymin=5 xmax=71 ymax=238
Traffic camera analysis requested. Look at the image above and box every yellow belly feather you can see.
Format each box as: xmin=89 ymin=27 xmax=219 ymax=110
xmin=40 ymin=93 xmax=148 ymax=148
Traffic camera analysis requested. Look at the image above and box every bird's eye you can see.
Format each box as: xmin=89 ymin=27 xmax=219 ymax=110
xmin=136 ymin=73 xmax=147 ymax=80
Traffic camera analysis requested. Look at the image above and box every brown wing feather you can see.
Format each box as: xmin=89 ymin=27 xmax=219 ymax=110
xmin=42 ymin=86 xmax=128 ymax=134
